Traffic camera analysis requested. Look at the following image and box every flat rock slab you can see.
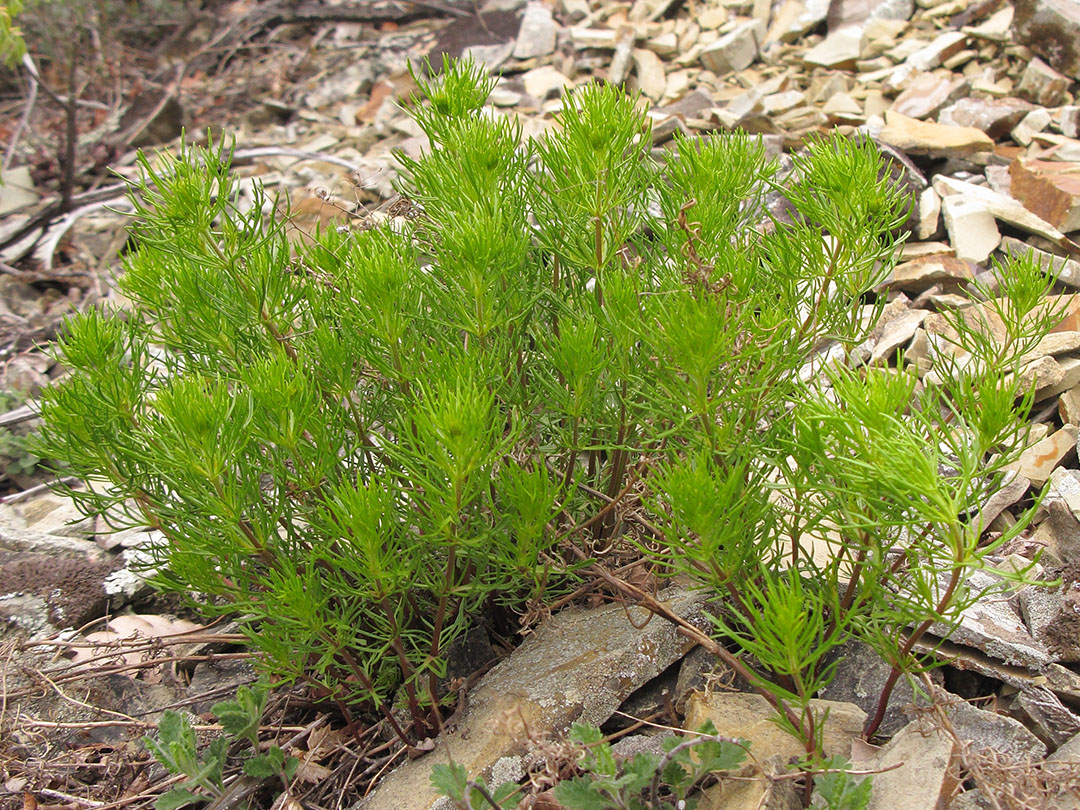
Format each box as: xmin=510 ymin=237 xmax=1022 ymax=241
xmin=859 ymin=720 xmax=959 ymax=810
xmin=684 ymin=692 xmax=866 ymax=761
xmin=357 ymin=586 xmax=707 ymax=810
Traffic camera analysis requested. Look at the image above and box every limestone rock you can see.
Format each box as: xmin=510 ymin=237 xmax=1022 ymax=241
xmin=1016 ymin=57 xmax=1072 ymax=107
xmin=1015 ymin=684 xmax=1080 ymax=751
xmin=887 ymin=253 xmax=972 ymax=291
xmin=513 ymin=3 xmax=557 ymax=59
xmin=941 ymin=195 xmax=1000 ymax=263
xmin=700 ymin=19 xmax=765 ymax=75
xmin=1018 ymin=355 xmax=1080 ymax=401
xmin=891 ymin=73 xmax=968 ymax=120
xmin=522 ymin=65 xmax=572 ymax=99
xmin=359 ymin=587 xmax=707 ymax=810
xmin=818 ymin=640 xmax=934 ymax=736
xmin=860 ymin=721 xmax=959 ymax=810
xmin=769 ymin=0 xmax=831 ymax=43
xmin=698 ymin=765 xmax=801 ymax=810
xmin=878 ymin=111 xmax=993 ymax=158
xmin=803 ymin=26 xmax=862 ymax=69
xmin=684 ymin=692 xmax=866 ymax=761
xmin=928 ymin=568 xmax=1053 ymax=669
xmin=631 ymin=48 xmax=666 ymax=100
xmin=1010 ymin=158 xmax=1080 ymax=234
xmin=942 ymin=692 xmax=1048 ymax=760
xmin=918 ymin=186 xmax=941 ymax=239
xmin=938 ymin=97 xmax=1035 ymax=140
xmin=0 ymin=549 xmax=120 ymax=633
xmin=1013 ymin=0 xmax=1080 ymax=80
xmin=1011 ymin=425 xmax=1079 ymax=487
xmin=933 ymin=175 xmax=1072 ymax=246
xmin=610 ymin=25 xmax=637 ymax=85
xmin=827 ymin=0 xmax=914 ymax=33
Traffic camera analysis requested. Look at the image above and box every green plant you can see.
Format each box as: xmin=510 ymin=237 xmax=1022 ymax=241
xmin=36 ymin=55 xmax=1057 ymax=768
xmin=142 ymin=685 xmax=298 ymax=810
xmin=0 ymin=1 xmax=25 ymax=68
xmin=812 ymin=757 xmax=872 ymax=810
xmin=433 ymin=721 xmax=749 ymax=810
xmin=432 ymin=724 xmax=881 ymax=810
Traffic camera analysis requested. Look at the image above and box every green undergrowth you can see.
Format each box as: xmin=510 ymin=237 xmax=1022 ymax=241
xmin=37 ymin=55 xmax=1059 ymax=797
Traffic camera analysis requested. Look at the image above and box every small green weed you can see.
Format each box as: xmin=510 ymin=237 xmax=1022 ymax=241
xmin=142 ymin=685 xmax=298 ymax=810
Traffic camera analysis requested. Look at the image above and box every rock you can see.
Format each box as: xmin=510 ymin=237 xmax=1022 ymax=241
xmin=878 ymin=111 xmax=994 ymax=158
xmin=521 ymin=65 xmax=572 ymax=99
xmin=891 ymin=73 xmax=968 ymax=120
xmin=974 ymin=471 xmax=1031 ymax=530
xmin=941 ymin=195 xmax=1000 ymax=263
xmin=1010 ymin=425 xmax=1079 ymax=487
xmin=559 ymin=0 xmax=588 ymax=22
xmin=963 ymin=4 xmax=1015 ymax=41
xmin=0 ymin=550 xmax=120 ymax=632
xmin=610 ymin=24 xmax=637 ymax=85
xmin=1009 ymin=159 xmax=1080 ymax=234
xmin=698 ymin=762 xmax=801 ymax=810
xmin=1048 ymin=728 xmax=1080 ymax=761
xmin=683 ymin=692 xmax=866 ymax=761
xmin=1016 ymin=57 xmax=1072 ymax=107
xmin=1058 ymin=106 xmax=1080 ymax=139
xmin=942 ymin=691 xmax=1049 ymax=760
xmin=803 ymin=26 xmax=862 ymax=69
xmin=700 ymin=19 xmax=764 ymax=75
xmin=1013 ymin=0 xmax=1080 ymax=80
xmin=887 ymin=253 xmax=973 ymax=291
xmin=938 ymin=97 xmax=1036 ymax=140
xmin=768 ymin=0 xmax=831 ymax=43
xmin=905 ymin=30 xmax=970 ymax=73
xmin=645 ymin=31 xmax=678 ymax=57
xmin=1032 ymin=499 xmax=1080 ymax=566
xmin=818 ymin=640 xmax=935 ymax=737
xmin=570 ymin=27 xmax=618 ymax=49
xmin=868 ymin=308 xmax=928 ymax=363
xmin=0 ymin=503 xmax=109 ymax=558
xmin=827 ymin=0 xmax=914 ymax=33
xmin=1023 ymin=355 xmax=1080 ymax=401
xmin=513 ymin=2 xmax=557 ymax=59
xmin=0 ymin=166 xmax=39 ymax=217
xmin=631 ymin=48 xmax=666 ymax=100
xmin=933 ymin=175 xmax=1073 ymax=247
xmin=1015 ymin=684 xmax=1080 ymax=748
xmin=822 ymin=91 xmax=863 ymax=118
xmin=918 ymin=186 xmax=941 ymax=239
xmin=1062 ymin=385 xmax=1080 ymax=424
xmin=930 ymin=566 xmax=1054 ymax=669
xmin=859 ymin=721 xmax=959 ymax=810
xmin=359 ymin=587 xmax=707 ymax=810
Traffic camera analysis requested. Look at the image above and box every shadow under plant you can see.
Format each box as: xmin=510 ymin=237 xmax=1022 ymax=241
xmin=36 ymin=56 xmax=1062 ymax=806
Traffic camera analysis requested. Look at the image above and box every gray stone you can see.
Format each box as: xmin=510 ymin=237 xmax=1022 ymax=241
xmin=942 ymin=691 xmax=1048 ymax=761
xmin=999 ymin=237 xmax=1080 ymax=291
xmin=512 ymin=3 xmax=557 ymax=59
xmin=892 ymin=74 xmax=968 ymax=120
xmin=818 ymin=640 xmax=935 ymax=737
xmin=1016 ymin=57 xmax=1072 ymax=107
xmin=700 ymin=19 xmax=765 ymax=75
xmin=358 ymin=587 xmax=707 ymax=810
xmin=861 ymin=721 xmax=959 ymax=810
xmin=1013 ymin=685 xmax=1080 ymax=748
xmin=609 ymin=24 xmax=636 ymax=85
xmin=827 ymin=0 xmax=913 ymax=33
xmin=928 ymin=569 xmax=1052 ymax=669
xmin=685 ymin=691 xmax=865 ymax=760
xmin=1013 ymin=0 xmax=1080 ymax=80
xmin=938 ymin=97 xmax=1037 ymax=140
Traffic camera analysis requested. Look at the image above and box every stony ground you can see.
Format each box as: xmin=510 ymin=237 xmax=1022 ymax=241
xmin=3 ymin=0 xmax=1080 ymax=808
